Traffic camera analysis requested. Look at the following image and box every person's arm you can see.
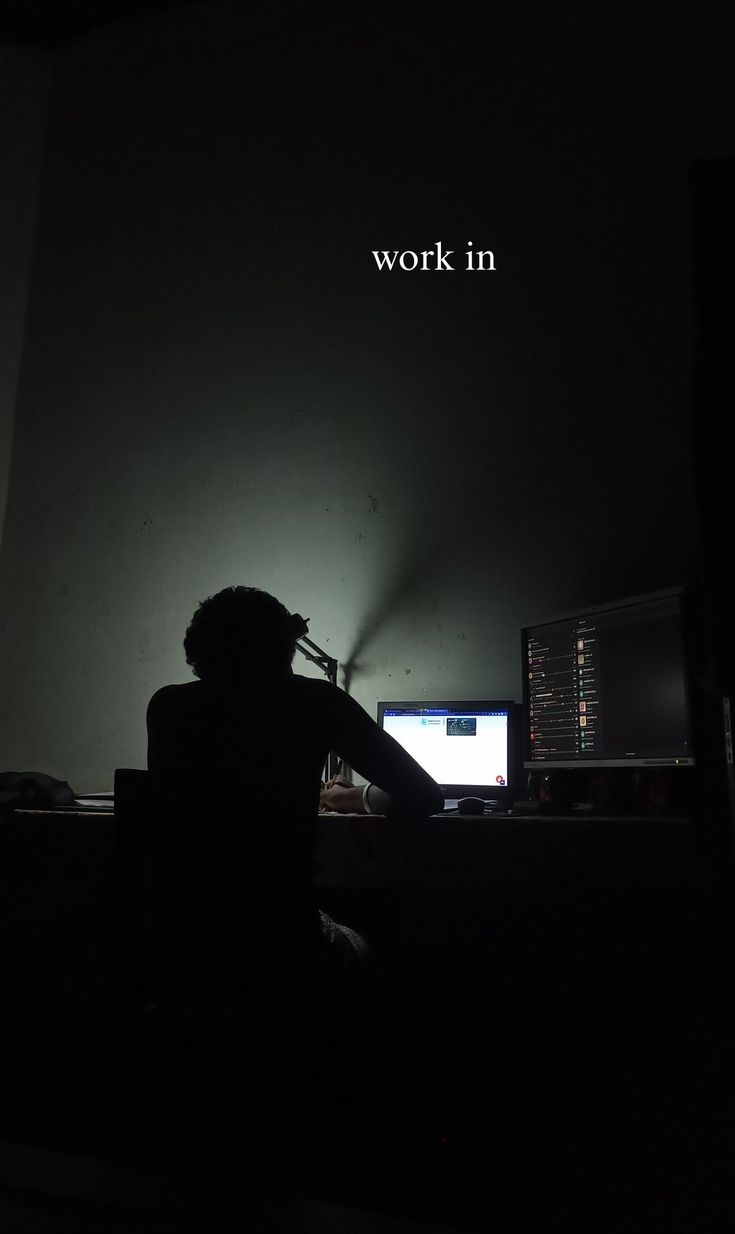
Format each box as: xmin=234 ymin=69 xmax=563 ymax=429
xmin=321 ymin=687 xmax=444 ymax=816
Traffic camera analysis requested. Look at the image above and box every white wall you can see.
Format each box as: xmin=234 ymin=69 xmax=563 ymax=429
xmin=0 ymin=3 xmax=731 ymax=790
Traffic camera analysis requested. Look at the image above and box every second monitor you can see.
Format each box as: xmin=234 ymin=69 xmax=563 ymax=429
xmin=378 ymin=699 xmax=514 ymax=804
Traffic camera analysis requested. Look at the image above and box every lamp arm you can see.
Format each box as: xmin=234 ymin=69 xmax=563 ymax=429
xmin=292 ymin=619 xmax=340 ymax=779
xmin=295 ymin=637 xmax=338 ymax=687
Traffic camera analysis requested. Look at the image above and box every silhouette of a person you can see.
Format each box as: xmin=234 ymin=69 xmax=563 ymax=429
xmin=146 ymin=586 xmax=443 ymax=992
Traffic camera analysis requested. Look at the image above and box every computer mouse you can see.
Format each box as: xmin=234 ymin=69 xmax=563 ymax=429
xmin=457 ymin=796 xmax=486 ymax=815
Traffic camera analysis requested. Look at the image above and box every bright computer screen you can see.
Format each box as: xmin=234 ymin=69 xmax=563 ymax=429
xmin=522 ymin=589 xmax=695 ymax=769
xmin=377 ymin=700 xmax=513 ymax=795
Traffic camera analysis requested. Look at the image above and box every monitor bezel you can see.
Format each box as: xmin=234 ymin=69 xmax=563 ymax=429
xmin=377 ymin=698 xmax=516 ymax=801
xmin=521 ymin=586 xmax=696 ymax=771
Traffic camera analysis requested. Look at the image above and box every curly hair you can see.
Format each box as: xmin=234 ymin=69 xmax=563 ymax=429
xmin=184 ymin=586 xmax=300 ymax=680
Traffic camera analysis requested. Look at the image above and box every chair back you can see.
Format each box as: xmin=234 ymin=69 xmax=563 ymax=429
xmin=114 ymin=767 xmax=314 ymax=1018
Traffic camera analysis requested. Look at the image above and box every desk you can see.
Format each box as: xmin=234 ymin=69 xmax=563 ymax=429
xmin=315 ymin=811 xmax=698 ymax=890
xmin=0 ymin=806 xmax=711 ymax=1035
xmin=2 ymin=808 xmax=700 ymax=911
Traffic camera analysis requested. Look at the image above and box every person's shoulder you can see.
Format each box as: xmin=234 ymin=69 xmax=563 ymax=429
xmin=289 ymin=674 xmax=345 ymax=708
xmin=147 ymin=681 xmax=201 ymax=713
xmin=290 ymin=673 xmax=337 ymax=696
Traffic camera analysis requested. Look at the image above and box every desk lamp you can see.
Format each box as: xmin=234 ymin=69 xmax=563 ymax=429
xmin=292 ymin=614 xmax=340 ymax=780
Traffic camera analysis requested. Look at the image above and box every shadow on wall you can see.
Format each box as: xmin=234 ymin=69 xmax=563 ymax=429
xmin=339 ymin=501 xmax=530 ymax=694
xmin=341 ymin=545 xmax=439 ymax=694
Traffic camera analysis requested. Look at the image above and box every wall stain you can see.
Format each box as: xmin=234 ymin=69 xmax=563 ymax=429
xmin=368 ymin=494 xmax=379 ymax=513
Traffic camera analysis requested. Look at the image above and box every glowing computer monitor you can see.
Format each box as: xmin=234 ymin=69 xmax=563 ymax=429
xmin=378 ymin=699 xmax=514 ymax=801
xmin=522 ymin=588 xmax=695 ymax=770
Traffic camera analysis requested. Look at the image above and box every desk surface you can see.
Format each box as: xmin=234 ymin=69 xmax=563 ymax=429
xmin=7 ymin=806 xmax=699 ymax=894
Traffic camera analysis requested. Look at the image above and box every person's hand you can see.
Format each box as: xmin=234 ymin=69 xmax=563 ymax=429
xmin=319 ymin=775 xmax=365 ymax=813
xmin=323 ymin=774 xmax=353 ymax=791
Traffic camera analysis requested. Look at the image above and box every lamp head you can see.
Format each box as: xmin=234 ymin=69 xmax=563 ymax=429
xmin=291 ymin=613 xmax=310 ymax=638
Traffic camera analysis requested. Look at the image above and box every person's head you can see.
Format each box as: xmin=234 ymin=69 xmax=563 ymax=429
xmin=184 ymin=586 xmax=305 ymax=681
